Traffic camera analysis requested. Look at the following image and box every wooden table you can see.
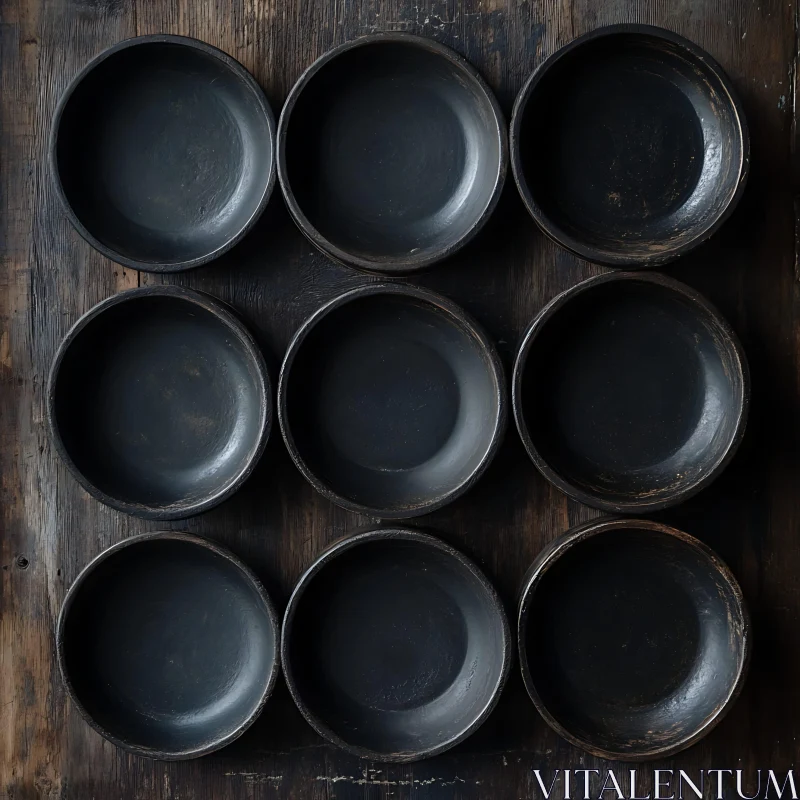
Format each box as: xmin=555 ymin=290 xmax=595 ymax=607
xmin=1 ymin=0 xmax=797 ymax=797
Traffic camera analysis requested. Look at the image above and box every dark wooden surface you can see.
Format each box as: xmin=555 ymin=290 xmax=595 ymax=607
xmin=1 ymin=0 xmax=797 ymax=797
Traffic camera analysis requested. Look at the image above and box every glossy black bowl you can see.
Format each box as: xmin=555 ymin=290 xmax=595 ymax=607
xmin=518 ymin=518 xmax=749 ymax=760
xmin=279 ymin=284 xmax=506 ymax=517
xmin=58 ymin=532 xmax=281 ymax=760
xmin=50 ymin=34 xmax=275 ymax=272
xmin=283 ymin=528 xmax=511 ymax=761
xmin=513 ymin=272 xmax=748 ymax=512
xmin=48 ymin=286 xmax=270 ymax=519
xmin=277 ymin=33 xmax=506 ymax=273
xmin=510 ymin=25 xmax=748 ymax=267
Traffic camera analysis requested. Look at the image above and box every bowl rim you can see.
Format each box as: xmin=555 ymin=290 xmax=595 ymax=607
xmin=56 ymin=530 xmax=282 ymax=761
xmin=509 ymin=23 xmax=750 ymax=269
xmin=47 ymin=284 xmax=272 ymax=520
xmin=277 ymin=282 xmax=507 ymax=518
xmin=281 ymin=527 xmax=513 ymax=762
xmin=517 ymin=517 xmax=751 ymax=761
xmin=49 ymin=33 xmax=276 ymax=274
xmin=276 ymin=31 xmax=508 ymax=275
xmin=511 ymin=270 xmax=750 ymax=513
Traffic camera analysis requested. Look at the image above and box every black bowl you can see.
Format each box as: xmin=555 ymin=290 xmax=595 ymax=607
xmin=50 ymin=34 xmax=275 ymax=272
xmin=57 ymin=532 xmax=280 ymax=760
xmin=279 ymin=284 xmax=506 ymax=517
xmin=510 ymin=25 xmax=748 ymax=267
xmin=513 ymin=272 xmax=748 ymax=512
xmin=48 ymin=286 xmax=270 ymax=519
xmin=283 ymin=528 xmax=511 ymax=761
xmin=518 ymin=518 xmax=749 ymax=760
xmin=277 ymin=33 xmax=506 ymax=273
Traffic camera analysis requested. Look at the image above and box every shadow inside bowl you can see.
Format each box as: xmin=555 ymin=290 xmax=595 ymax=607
xmin=514 ymin=273 xmax=747 ymax=511
xmin=53 ymin=36 xmax=274 ymax=270
xmin=512 ymin=26 xmax=747 ymax=266
xmin=280 ymin=286 xmax=504 ymax=517
xmin=50 ymin=288 xmax=269 ymax=518
xmin=518 ymin=520 xmax=748 ymax=759
xmin=280 ymin=35 xmax=505 ymax=271
xmin=59 ymin=534 xmax=279 ymax=759
xmin=283 ymin=530 xmax=510 ymax=761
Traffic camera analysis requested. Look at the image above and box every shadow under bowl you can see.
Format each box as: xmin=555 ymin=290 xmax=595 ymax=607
xmin=48 ymin=286 xmax=270 ymax=519
xmin=282 ymin=528 xmax=511 ymax=761
xmin=57 ymin=532 xmax=281 ymax=760
xmin=510 ymin=24 xmax=748 ymax=267
xmin=518 ymin=518 xmax=749 ymax=760
xmin=51 ymin=34 xmax=275 ymax=272
xmin=513 ymin=272 xmax=748 ymax=512
xmin=278 ymin=33 xmax=507 ymax=273
xmin=278 ymin=284 xmax=506 ymax=518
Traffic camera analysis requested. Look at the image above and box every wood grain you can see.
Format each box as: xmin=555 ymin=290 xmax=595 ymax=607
xmin=1 ymin=0 xmax=797 ymax=797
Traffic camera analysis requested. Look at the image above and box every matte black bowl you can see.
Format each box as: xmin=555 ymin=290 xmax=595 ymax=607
xmin=58 ymin=532 xmax=281 ymax=760
xmin=50 ymin=34 xmax=275 ymax=272
xmin=279 ymin=284 xmax=506 ymax=517
xmin=510 ymin=25 xmax=748 ymax=267
xmin=518 ymin=518 xmax=749 ymax=760
xmin=513 ymin=272 xmax=748 ymax=512
xmin=277 ymin=33 xmax=507 ymax=273
xmin=48 ymin=286 xmax=270 ymax=519
xmin=283 ymin=528 xmax=511 ymax=761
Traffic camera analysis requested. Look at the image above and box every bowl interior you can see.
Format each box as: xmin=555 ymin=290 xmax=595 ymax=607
xmin=521 ymin=527 xmax=746 ymax=756
xmin=55 ymin=41 xmax=272 ymax=267
xmin=286 ymin=537 xmax=507 ymax=756
xmin=518 ymin=279 xmax=744 ymax=507
xmin=53 ymin=294 xmax=266 ymax=514
xmin=283 ymin=292 xmax=501 ymax=513
xmin=60 ymin=537 xmax=277 ymax=755
xmin=516 ymin=32 xmax=744 ymax=262
xmin=283 ymin=40 xmax=502 ymax=265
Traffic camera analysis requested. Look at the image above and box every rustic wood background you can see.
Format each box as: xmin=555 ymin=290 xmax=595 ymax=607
xmin=1 ymin=0 xmax=797 ymax=796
